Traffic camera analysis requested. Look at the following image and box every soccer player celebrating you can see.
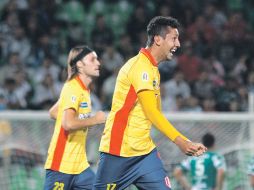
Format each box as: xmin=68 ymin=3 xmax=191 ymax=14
xmin=174 ymin=133 xmax=226 ymax=190
xmin=44 ymin=45 xmax=106 ymax=190
xmin=93 ymin=16 xmax=207 ymax=190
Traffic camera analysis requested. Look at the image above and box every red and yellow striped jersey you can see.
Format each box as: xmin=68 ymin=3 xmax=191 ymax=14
xmin=99 ymin=48 xmax=160 ymax=157
xmin=45 ymin=76 xmax=91 ymax=174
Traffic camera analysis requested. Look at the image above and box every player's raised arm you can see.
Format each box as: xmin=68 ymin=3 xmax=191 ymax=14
xmin=137 ymin=89 xmax=207 ymax=156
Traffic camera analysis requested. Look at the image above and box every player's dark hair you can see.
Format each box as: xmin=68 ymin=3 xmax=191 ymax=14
xmin=67 ymin=45 xmax=93 ymax=80
xmin=146 ymin=16 xmax=180 ymax=47
xmin=202 ymin=133 xmax=215 ymax=148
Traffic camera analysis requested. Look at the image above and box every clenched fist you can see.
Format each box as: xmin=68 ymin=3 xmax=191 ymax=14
xmin=174 ymin=136 xmax=207 ymax=157
xmin=94 ymin=111 xmax=107 ymax=124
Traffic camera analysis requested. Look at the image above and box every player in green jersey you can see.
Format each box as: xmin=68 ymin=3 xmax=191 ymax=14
xmin=174 ymin=133 xmax=226 ymax=190
xmin=247 ymin=156 xmax=254 ymax=189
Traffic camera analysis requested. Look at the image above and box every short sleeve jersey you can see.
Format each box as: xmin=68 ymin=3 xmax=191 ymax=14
xmin=179 ymin=151 xmax=226 ymax=189
xmin=247 ymin=156 xmax=254 ymax=176
xmin=44 ymin=76 xmax=91 ymax=174
xmin=99 ymin=48 xmax=160 ymax=157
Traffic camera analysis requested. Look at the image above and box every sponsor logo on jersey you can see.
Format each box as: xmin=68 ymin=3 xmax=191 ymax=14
xmin=79 ymin=112 xmax=91 ymax=119
xmin=80 ymin=102 xmax=88 ymax=108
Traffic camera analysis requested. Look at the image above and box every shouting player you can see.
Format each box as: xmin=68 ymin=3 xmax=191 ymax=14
xmin=93 ymin=16 xmax=207 ymax=190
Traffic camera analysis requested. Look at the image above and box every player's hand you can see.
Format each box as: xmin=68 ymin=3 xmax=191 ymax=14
xmin=174 ymin=136 xmax=207 ymax=156
xmin=189 ymin=142 xmax=207 ymax=157
xmin=94 ymin=111 xmax=107 ymax=124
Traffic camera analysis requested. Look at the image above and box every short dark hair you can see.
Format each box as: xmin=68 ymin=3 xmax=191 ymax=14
xmin=202 ymin=133 xmax=215 ymax=148
xmin=146 ymin=16 xmax=180 ymax=47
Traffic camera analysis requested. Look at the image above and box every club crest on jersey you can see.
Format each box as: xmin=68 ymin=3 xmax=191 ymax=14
xmin=142 ymin=72 xmax=149 ymax=81
xmin=153 ymin=80 xmax=159 ymax=89
xmin=80 ymin=102 xmax=88 ymax=108
xmin=71 ymin=95 xmax=76 ymax=103
xmin=153 ymin=80 xmax=156 ymax=87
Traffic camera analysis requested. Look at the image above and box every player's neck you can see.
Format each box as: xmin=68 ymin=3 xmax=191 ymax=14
xmin=145 ymin=46 xmax=163 ymax=64
xmin=78 ymin=74 xmax=92 ymax=89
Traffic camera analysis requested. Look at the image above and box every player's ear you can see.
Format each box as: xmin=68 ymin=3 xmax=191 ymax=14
xmin=154 ymin=35 xmax=161 ymax=46
xmin=76 ymin=60 xmax=83 ymax=68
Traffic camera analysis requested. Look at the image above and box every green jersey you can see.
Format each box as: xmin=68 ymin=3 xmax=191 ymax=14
xmin=247 ymin=156 xmax=254 ymax=176
xmin=179 ymin=151 xmax=226 ymax=190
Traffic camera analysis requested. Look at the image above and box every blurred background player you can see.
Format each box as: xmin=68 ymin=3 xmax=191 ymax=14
xmin=174 ymin=133 xmax=226 ymax=190
xmin=93 ymin=16 xmax=207 ymax=190
xmin=44 ymin=45 xmax=106 ymax=190
xmin=247 ymin=156 xmax=254 ymax=189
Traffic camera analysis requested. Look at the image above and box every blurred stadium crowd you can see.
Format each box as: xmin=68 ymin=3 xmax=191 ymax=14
xmin=0 ymin=0 xmax=254 ymax=112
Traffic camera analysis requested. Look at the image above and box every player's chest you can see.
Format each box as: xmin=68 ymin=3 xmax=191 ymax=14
xmin=78 ymin=93 xmax=92 ymax=119
xmin=152 ymin=69 xmax=160 ymax=95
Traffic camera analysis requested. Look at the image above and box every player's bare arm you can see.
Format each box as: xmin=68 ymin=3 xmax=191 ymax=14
xmin=215 ymin=168 xmax=225 ymax=190
xmin=173 ymin=167 xmax=191 ymax=190
xmin=250 ymin=175 xmax=254 ymax=188
xmin=49 ymin=100 xmax=59 ymax=119
xmin=62 ymin=109 xmax=106 ymax=132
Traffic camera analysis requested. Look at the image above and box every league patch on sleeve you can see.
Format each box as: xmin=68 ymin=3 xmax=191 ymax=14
xmin=142 ymin=72 xmax=149 ymax=81
xmin=71 ymin=95 xmax=76 ymax=103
